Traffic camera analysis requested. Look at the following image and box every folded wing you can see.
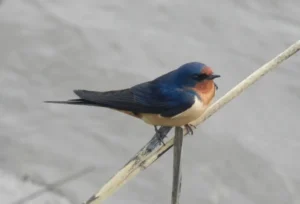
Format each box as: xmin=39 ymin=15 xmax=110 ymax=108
xmin=47 ymin=82 xmax=195 ymax=118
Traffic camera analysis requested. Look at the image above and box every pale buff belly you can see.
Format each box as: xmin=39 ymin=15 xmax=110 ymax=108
xmin=140 ymin=98 xmax=208 ymax=126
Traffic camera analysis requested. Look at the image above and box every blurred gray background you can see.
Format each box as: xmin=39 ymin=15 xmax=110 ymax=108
xmin=0 ymin=0 xmax=300 ymax=204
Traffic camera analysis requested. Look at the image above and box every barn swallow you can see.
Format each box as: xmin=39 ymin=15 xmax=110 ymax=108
xmin=45 ymin=62 xmax=220 ymax=143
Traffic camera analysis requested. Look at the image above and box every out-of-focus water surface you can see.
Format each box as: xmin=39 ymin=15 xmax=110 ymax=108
xmin=1 ymin=0 xmax=300 ymax=203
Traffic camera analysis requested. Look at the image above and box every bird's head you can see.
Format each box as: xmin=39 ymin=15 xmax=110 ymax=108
xmin=174 ymin=62 xmax=220 ymax=88
xmin=173 ymin=62 xmax=220 ymax=103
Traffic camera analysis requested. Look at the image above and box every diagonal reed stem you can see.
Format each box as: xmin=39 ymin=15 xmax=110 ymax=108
xmin=172 ymin=127 xmax=184 ymax=204
xmin=84 ymin=40 xmax=300 ymax=204
xmin=84 ymin=126 xmax=173 ymax=204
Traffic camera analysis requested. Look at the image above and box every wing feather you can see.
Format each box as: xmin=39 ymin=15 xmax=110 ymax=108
xmin=71 ymin=81 xmax=195 ymax=117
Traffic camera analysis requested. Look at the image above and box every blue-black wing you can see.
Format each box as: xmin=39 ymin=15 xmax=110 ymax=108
xmin=130 ymin=82 xmax=195 ymax=117
xmin=45 ymin=81 xmax=195 ymax=118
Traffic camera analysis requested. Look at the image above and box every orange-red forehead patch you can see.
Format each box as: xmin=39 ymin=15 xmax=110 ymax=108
xmin=201 ymin=66 xmax=213 ymax=75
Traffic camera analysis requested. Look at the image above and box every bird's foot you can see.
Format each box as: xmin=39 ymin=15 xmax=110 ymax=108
xmin=184 ymin=124 xmax=196 ymax=135
xmin=154 ymin=126 xmax=166 ymax=145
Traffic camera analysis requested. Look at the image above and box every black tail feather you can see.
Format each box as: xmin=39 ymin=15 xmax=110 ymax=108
xmin=44 ymin=89 xmax=146 ymax=112
xmin=44 ymin=99 xmax=101 ymax=107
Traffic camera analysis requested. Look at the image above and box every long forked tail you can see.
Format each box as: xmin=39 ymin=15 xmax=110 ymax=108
xmin=44 ymin=98 xmax=100 ymax=106
xmin=44 ymin=89 xmax=135 ymax=109
xmin=45 ymin=90 xmax=110 ymax=107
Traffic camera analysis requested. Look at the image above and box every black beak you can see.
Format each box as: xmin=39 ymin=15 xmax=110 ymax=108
xmin=206 ymin=74 xmax=220 ymax=90
xmin=206 ymin=74 xmax=221 ymax=80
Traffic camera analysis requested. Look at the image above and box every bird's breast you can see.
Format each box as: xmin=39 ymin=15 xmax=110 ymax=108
xmin=140 ymin=96 xmax=207 ymax=126
xmin=193 ymin=80 xmax=216 ymax=105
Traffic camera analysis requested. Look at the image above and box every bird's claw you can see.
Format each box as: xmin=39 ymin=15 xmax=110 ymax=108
xmin=184 ymin=124 xmax=196 ymax=135
xmin=154 ymin=124 xmax=196 ymax=144
xmin=154 ymin=126 xmax=166 ymax=145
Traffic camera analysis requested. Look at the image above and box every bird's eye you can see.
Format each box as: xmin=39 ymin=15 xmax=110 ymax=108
xmin=192 ymin=74 xmax=199 ymax=79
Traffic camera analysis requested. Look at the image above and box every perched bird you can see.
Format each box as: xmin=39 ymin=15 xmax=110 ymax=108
xmin=45 ymin=62 xmax=220 ymax=142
